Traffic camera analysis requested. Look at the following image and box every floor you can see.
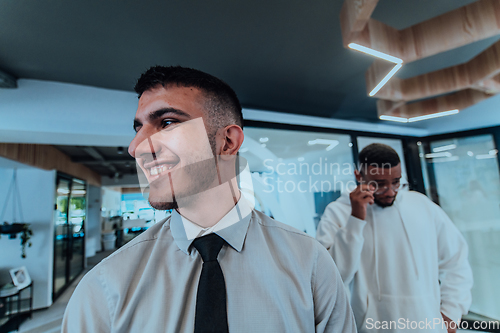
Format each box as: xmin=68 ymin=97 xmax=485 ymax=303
xmin=13 ymin=250 xmax=114 ymax=333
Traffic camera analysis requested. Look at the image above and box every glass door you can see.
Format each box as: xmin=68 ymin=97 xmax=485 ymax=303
xmin=421 ymin=134 xmax=500 ymax=320
xmin=53 ymin=175 xmax=86 ymax=300
xmin=54 ymin=178 xmax=70 ymax=297
xmin=68 ymin=180 xmax=86 ymax=282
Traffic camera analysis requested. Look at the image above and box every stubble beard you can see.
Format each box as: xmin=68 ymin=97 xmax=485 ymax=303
xmin=149 ymin=199 xmax=178 ymax=211
xmin=147 ymin=133 xmax=219 ymax=211
xmin=374 ymin=195 xmax=396 ymax=208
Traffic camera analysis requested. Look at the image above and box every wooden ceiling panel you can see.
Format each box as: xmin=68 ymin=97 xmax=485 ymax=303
xmin=341 ymin=0 xmax=500 ymax=120
xmin=373 ymin=40 xmax=500 ymax=101
xmin=340 ymin=0 xmax=379 ymax=46
xmin=344 ymin=0 xmax=500 ymax=63
xmin=377 ymin=89 xmax=492 ymax=118
xmin=472 ymin=74 xmax=500 ymax=94
xmin=400 ymin=0 xmax=500 ymax=62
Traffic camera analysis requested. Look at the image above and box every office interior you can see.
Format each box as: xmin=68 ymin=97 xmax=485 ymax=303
xmin=1 ymin=0 xmax=500 ymax=331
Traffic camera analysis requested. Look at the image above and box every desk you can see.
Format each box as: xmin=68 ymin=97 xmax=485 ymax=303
xmin=0 ymin=282 xmax=33 ymax=332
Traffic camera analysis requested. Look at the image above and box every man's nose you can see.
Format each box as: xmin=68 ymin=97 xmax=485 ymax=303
xmin=128 ymin=130 xmax=161 ymax=159
xmin=385 ymin=186 xmax=397 ymax=196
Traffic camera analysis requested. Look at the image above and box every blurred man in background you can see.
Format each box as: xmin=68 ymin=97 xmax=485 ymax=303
xmin=317 ymin=143 xmax=473 ymax=333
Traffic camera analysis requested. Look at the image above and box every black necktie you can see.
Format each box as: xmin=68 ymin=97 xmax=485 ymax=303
xmin=192 ymin=233 xmax=229 ymax=333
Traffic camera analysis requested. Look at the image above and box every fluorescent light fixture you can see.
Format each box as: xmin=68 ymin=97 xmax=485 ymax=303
xmin=425 ymin=152 xmax=452 ymax=158
xmin=298 ymin=157 xmax=305 ymax=162
xmin=381 ymin=109 xmax=459 ymax=124
xmin=259 ymin=137 xmax=269 ymax=143
xmin=408 ymin=109 xmax=459 ymax=122
xmin=467 ymin=151 xmax=474 ymax=156
xmin=347 ymin=44 xmax=403 ymax=98
xmin=476 ymin=154 xmax=496 ymax=160
xmin=239 ymin=147 xmax=249 ymax=153
xmin=431 ymin=156 xmax=459 ymax=163
xmin=474 ymin=150 xmax=498 ymax=159
xmin=433 ymin=144 xmax=457 ymax=153
xmin=369 ymin=63 xmax=402 ymax=96
xmin=308 ymin=139 xmax=340 ymax=151
xmin=379 ymin=115 xmax=408 ymax=123
xmin=72 ymin=190 xmax=87 ymax=195
xmin=348 ymin=43 xmax=403 ymax=64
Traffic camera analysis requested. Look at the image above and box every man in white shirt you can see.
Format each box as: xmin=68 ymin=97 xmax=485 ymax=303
xmin=63 ymin=66 xmax=356 ymax=332
xmin=316 ymin=143 xmax=473 ymax=333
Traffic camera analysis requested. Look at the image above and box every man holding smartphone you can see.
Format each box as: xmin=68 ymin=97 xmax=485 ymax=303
xmin=317 ymin=143 xmax=473 ymax=333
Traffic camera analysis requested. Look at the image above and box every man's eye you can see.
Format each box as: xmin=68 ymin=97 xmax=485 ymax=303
xmin=161 ymin=119 xmax=178 ymax=128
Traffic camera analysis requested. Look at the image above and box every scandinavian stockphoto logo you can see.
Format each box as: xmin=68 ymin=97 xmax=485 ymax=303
xmin=259 ymin=158 xmax=396 ymax=195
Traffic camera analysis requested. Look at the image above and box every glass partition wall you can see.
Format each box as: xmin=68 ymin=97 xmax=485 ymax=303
xmin=53 ymin=175 xmax=86 ymax=300
xmin=244 ymin=123 xmax=500 ymax=322
xmin=242 ymin=127 xmax=355 ymax=236
xmin=420 ymin=134 xmax=500 ymax=320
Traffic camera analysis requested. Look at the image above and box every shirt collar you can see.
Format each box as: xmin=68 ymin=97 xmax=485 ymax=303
xmin=170 ymin=194 xmax=253 ymax=255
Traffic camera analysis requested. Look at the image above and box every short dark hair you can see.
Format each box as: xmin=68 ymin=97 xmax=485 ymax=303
xmin=358 ymin=143 xmax=400 ymax=171
xmin=134 ymin=66 xmax=243 ymax=130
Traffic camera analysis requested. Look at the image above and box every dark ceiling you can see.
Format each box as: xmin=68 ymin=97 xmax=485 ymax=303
xmin=0 ymin=0 xmax=483 ymax=125
xmin=55 ymin=145 xmax=136 ymax=177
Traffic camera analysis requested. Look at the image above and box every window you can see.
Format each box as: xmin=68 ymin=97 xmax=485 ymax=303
xmin=422 ymin=134 xmax=500 ymax=320
xmin=241 ymin=127 xmax=354 ymax=236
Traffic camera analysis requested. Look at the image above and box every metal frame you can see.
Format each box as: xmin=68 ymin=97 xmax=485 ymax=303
xmin=52 ymin=173 xmax=86 ymax=301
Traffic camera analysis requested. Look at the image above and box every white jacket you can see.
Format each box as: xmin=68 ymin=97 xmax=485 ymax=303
xmin=316 ymin=190 xmax=473 ymax=332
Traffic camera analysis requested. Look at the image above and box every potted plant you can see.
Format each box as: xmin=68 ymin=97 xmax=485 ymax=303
xmin=0 ymin=222 xmax=33 ymax=258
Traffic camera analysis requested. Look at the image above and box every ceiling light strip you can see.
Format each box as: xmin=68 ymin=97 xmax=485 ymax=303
xmin=380 ymin=109 xmax=460 ymax=124
xmin=369 ymin=63 xmax=402 ymax=96
xmin=408 ymin=109 xmax=459 ymax=122
xmin=308 ymin=139 xmax=340 ymax=151
xmin=476 ymin=154 xmax=497 ymax=160
xmin=431 ymin=156 xmax=460 ymax=163
xmin=425 ymin=152 xmax=452 ymax=158
xmin=379 ymin=115 xmax=408 ymax=123
xmin=432 ymin=144 xmax=457 ymax=152
xmin=348 ymin=43 xmax=403 ymax=64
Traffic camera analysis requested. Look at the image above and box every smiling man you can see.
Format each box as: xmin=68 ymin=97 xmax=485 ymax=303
xmin=316 ymin=143 xmax=473 ymax=333
xmin=62 ymin=66 xmax=356 ymax=332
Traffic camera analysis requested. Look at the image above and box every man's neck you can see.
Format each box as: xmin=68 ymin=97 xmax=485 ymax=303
xmin=176 ymin=178 xmax=241 ymax=228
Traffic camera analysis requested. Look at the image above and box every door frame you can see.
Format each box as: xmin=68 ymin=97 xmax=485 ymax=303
xmin=52 ymin=173 xmax=86 ymax=301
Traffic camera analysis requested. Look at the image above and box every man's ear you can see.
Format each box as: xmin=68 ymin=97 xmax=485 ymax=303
xmin=219 ymin=125 xmax=244 ymax=159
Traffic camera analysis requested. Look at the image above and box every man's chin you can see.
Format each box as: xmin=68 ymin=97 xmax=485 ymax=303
xmin=148 ymin=199 xmax=178 ymax=211
xmin=374 ymin=197 xmax=395 ymax=208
